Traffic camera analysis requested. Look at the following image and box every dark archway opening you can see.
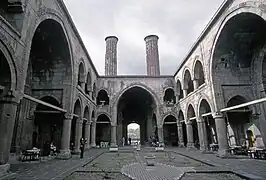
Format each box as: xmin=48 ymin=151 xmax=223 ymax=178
xmin=163 ymin=115 xmax=178 ymax=146
xmin=117 ymin=87 xmax=157 ymax=145
xmin=90 ymin=111 xmax=95 ymax=145
xmin=21 ymin=19 xmax=71 ymax=151
xmin=92 ymin=83 xmax=96 ymax=100
xmin=199 ymin=100 xmax=217 ymax=147
xmin=78 ymin=63 xmax=85 ymax=88
xmin=96 ymin=90 xmax=109 ymax=106
xmin=70 ymin=100 xmax=81 ymax=149
xmin=226 ymin=96 xmax=251 ymax=146
xmin=178 ymin=111 xmax=187 ymax=147
xmin=194 ymin=61 xmax=205 ymax=87
xmin=85 ymin=72 xmax=92 ymax=95
xmin=0 ymin=51 xmax=11 ymax=95
xmin=184 ymin=70 xmax=194 ymax=95
xmin=176 ymin=80 xmax=183 ymax=100
xmin=96 ymin=114 xmax=111 ymax=147
xmin=34 ymin=96 xmax=63 ymax=152
xmin=26 ymin=19 xmax=71 ymax=90
xmin=187 ymin=105 xmax=199 ymax=148
xmin=163 ymin=88 xmax=176 ymax=105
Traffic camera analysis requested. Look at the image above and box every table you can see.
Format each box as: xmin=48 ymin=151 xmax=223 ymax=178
xmin=21 ymin=149 xmax=41 ymax=161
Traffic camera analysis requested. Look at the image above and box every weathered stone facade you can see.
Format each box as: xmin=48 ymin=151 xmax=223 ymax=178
xmin=1 ymin=0 xmax=266 ymax=176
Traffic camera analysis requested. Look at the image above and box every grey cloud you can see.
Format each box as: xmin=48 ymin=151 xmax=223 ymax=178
xmin=63 ymin=0 xmax=223 ymax=75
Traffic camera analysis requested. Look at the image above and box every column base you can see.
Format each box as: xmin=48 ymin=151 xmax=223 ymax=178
xmin=109 ymin=144 xmax=118 ymax=152
xmin=178 ymin=143 xmax=185 ymax=148
xmin=0 ymin=164 xmax=16 ymax=179
xmin=186 ymin=142 xmax=195 ymax=149
xmin=91 ymin=143 xmax=96 ymax=148
xmin=56 ymin=150 xmax=72 ymax=159
xmin=217 ymin=149 xmax=230 ymax=158
xmin=72 ymin=148 xmax=81 ymax=155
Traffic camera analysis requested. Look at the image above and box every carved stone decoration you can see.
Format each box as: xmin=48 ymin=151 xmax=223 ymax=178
xmin=8 ymin=0 xmax=24 ymax=13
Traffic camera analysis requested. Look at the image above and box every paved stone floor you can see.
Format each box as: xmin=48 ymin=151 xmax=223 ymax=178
xmin=168 ymin=148 xmax=266 ymax=179
xmin=4 ymin=147 xmax=266 ymax=180
xmin=7 ymin=149 xmax=106 ymax=180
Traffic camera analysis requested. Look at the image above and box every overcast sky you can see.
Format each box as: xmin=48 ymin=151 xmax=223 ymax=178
xmin=63 ymin=0 xmax=223 ymax=75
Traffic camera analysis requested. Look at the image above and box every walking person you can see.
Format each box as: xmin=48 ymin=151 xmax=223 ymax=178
xmin=80 ymin=137 xmax=85 ymax=159
xmin=128 ymin=137 xmax=132 ymax=145
xmin=122 ymin=137 xmax=125 ymax=147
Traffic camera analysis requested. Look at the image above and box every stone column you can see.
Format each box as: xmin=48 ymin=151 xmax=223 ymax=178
xmin=157 ymin=127 xmax=164 ymax=145
xmin=186 ymin=121 xmax=194 ymax=148
xmin=197 ymin=117 xmax=209 ymax=152
xmin=90 ymin=120 xmax=96 ymax=147
xmin=84 ymin=121 xmax=91 ymax=150
xmin=74 ymin=117 xmax=83 ymax=153
xmin=214 ymin=112 xmax=229 ymax=157
xmin=177 ymin=122 xmax=185 ymax=147
xmin=146 ymin=112 xmax=153 ymax=139
xmin=57 ymin=114 xmax=72 ymax=159
xmin=183 ymin=89 xmax=188 ymax=98
xmin=0 ymin=93 xmax=19 ymax=176
xmin=193 ymin=79 xmax=199 ymax=89
xmin=110 ymin=125 xmax=117 ymax=147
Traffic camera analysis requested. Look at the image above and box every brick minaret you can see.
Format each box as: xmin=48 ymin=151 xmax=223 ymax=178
xmin=144 ymin=35 xmax=160 ymax=76
xmin=105 ymin=36 xmax=118 ymax=76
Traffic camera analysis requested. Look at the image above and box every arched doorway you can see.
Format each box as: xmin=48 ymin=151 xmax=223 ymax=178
xmin=96 ymin=114 xmax=111 ymax=147
xmin=163 ymin=115 xmax=178 ymax=146
xmin=90 ymin=110 xmax=95 ymax=145
xmin=77 ymin=62 xmax=85 ymax=89
xmin=22 ymin=19 xmax=72 ymax=151
xmin=127 ymin=123 xmax=140 ymax=145
xmin=96 ymin=90 xmax=109 ymax=106
xmin=85 ymin=71 xmax=92 ymax=95
xmin=163 ymin=88 xmax=176 ymax=105
xmin=34 ymin=96 xmax=63 ymax=150
xmin=226 ymin=96 xmax=251 ymax=146
xmin=199 ymin=99 xmax=217 ymax=147
xmin=82 ymin=106 xmax=90 ymax=139
xmin=187 ymin=104 xmax=199 ymax=148
xmin=178 ymin=110 xmax=187 ymax=147
xmin=0 ymin=48 xmax=16 ymax=164
xmin=117 ymin=86 xmax=157 ymax=145
xmin=176 ymin=80 xmax=184 ymax=100
xmin=70 ymin=100 xmax=82 ymax=150
xmin=194 ymin=61 xmax=205 ymax=87
xmin=184 ymin=70 xmax=194 ymax=95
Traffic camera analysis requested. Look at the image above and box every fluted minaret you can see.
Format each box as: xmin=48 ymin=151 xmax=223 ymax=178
xmin=105 ymin=36 xmax=118 ymax=76
xmin=144 ymin=35 xmax=160 ymax=76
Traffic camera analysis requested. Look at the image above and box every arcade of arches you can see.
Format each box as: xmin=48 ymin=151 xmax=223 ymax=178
xmin=2 ymin=3 xmax=266 ymax=175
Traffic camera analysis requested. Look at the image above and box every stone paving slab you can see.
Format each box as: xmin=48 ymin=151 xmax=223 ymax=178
xmin=168 ymin=148 xmax=266 ymax=179
xmin=121 ymin=163 xmax=188 ymax=180
xmin=8 ymin=149 xmax=106 ymax=180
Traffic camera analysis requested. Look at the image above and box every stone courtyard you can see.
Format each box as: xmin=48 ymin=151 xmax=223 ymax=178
xmin=5 ymin=147 xmax=266 ymax=180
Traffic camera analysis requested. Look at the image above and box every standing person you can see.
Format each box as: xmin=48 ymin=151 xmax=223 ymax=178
xmin=80 ymin=138 xmax=85 ymax=159
xmin=122 ymin=137 xmax=125 ymax=147
xmin=128 ymin=137 xmax=132 ymax=145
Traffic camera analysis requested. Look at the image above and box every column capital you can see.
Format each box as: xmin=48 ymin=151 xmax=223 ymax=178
xmin=197 ymin=117 xmax=205 ymax=123
xmin=111 ymin=124 xmax=117 ymax=127
xmin=186 ymin=120 xmax=192 ymax=125
xmin=64 ymin=113 xmax=73 ymax=120
xmin=213 ymin=112 xmax=224 ymax=119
